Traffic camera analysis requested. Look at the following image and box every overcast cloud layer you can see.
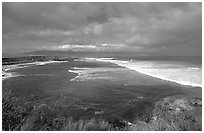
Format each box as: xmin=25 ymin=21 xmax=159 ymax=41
xmin=2 ymin=2 xmax=202 ymax=56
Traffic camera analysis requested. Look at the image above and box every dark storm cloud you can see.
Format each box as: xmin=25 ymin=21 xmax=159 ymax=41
xmin=87 ymin=11 xmax=109 ymax=23
xmin=2 ymin=2 xmax=202 ymax=55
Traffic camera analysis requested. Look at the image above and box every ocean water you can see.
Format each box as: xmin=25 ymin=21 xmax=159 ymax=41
xmin=89 ymin=57 xmax=202 ymax=87
xmin=2 ymin=56 xmax=202 ymax=123
xmin=2 ymin=61 xmax=68 ymax=80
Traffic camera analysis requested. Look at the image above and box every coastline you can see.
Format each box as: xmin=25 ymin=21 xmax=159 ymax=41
xmin=2 ymin=56 xmax=202 ymax=131
xmin=85 ymin=58 xmax=202 ymax=88
xmin=2 ymin=60 xmax=69 ymax=80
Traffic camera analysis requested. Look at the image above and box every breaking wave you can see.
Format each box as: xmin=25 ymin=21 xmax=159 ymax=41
xmin=2 ymin=61 xmax=68 ymax=80
xmin=68 ymin=67 xmax=117 ymax=81
xmin=85 ymin=58 xmax=202 ymax=88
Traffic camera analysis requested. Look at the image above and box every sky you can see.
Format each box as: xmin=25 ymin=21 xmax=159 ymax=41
xmin=2 ymin=2 xmax=202 ymax=56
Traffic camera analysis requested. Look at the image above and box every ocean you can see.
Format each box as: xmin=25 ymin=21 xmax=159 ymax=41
xmin=91 ymin=56 xmax=202 ymax=87
xmin=2 ymin=56 xmax=202 ymax=123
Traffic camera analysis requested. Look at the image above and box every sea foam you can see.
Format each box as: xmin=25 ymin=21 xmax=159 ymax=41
xmin=2 ymin=60 xmax=68 ymax=80
xmin=86 ymin=58 xmax=202 ymax=88
xmin=68 ymin=66 xmax=117 ymax=81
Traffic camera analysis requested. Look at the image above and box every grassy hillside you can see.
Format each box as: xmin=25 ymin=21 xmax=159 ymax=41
xmin=2 ymin=88 xmax=202 ymax=131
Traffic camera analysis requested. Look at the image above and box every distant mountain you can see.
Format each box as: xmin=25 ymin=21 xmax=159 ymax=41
xmin=23 ymin=50 xmax=78 ymax=56
xmin=22 ymin=50 xmax=140 ymax=58
xmin=2 ymin=52 xmax=29 ymax=58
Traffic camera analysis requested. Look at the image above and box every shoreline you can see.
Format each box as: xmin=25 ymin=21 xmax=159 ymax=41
xmin=2 ymin=60 xmax=69 ymax=81
xmin=85 ymin=58 xmax=202 ymax=88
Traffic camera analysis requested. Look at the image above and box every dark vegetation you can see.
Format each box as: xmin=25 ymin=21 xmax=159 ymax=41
xmin=2 ymin=56 xmax=75 ymax=65
xmin=2 ymin=88 xmax=202 ymax=131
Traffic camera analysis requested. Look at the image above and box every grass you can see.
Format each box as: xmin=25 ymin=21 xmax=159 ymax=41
xmin=128 ymin=96 xmax=202 ymax=131
xmin=2 ymin=89 xmax=202 ymax=131
xmin=20 ymin=116 xmax=111 ymax=131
